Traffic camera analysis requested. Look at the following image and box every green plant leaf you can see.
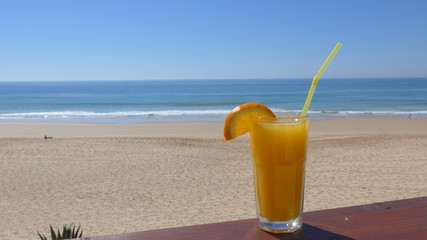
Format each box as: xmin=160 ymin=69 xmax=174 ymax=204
xmin=71 ymin=224 xmax=76 ymax=237
xmin=37 ymin=231 xmax=47 ymax=240
xmin=50 ymin=225 xmax=57 ymax=240
xmin=57 ymin=229 xmax=62 ymax=240
xmin=62 ymin=224 xmax=67 ymax=239
xmin=74 ymin=224 xmax=81 ymax=238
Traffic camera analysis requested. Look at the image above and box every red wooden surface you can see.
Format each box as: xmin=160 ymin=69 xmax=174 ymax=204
xmin=77 ymin=196 xmax=427 ymax=240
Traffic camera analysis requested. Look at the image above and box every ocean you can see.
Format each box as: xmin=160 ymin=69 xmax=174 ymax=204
xmin=0 ymin=78 xmax=426 ymax=123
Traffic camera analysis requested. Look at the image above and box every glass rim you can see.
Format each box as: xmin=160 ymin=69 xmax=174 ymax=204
xmin=251 ymin=114 xmax=309 ymax=125
xmin=252 ymin=113 xmax=309 ymax=120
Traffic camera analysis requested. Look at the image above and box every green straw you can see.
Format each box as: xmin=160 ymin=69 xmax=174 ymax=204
xmin=301 ymin=42 xmax=342 ymax=117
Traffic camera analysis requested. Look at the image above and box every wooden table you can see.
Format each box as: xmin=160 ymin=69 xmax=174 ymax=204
xmin=78 ymin=197 xmax=427 ymax=240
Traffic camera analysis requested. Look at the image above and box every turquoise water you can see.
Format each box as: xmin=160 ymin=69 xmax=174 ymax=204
xmin=0 ymin=78 xmax=426 ymax=123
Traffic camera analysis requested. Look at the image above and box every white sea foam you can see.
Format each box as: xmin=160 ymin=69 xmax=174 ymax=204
xmin=1 ymin=109 xmax=427 ymax=121
xmin=0 ymin=110 xmax=231 ymax=120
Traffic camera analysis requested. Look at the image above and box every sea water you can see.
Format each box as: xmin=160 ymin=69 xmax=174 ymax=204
xmin=0 ymin=78 xmax=426 ymax=123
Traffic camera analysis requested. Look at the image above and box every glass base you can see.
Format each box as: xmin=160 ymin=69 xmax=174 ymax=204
xmin=257 ymin=215 xmax=302 ymax=233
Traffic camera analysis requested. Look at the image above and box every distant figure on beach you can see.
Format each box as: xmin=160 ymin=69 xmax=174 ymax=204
xmin=408 ymin=113 xmax=412 ymax=119
xmin=44 ymin=135 xmax=53 ymax=139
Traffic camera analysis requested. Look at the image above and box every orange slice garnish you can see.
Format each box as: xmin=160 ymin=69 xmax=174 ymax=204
xmin=224 ymin=102 xmax=276 ymax=141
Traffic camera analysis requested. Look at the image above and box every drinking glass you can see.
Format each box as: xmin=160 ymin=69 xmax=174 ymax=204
xmin=250 ymin=114 xmax=309 ymax=233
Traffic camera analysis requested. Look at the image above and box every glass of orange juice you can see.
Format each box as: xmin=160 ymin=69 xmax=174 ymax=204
xmin=225 ymin=43 xmax=341 ymax=233
xmin=250 ymin=113 xmax=309 ymax=233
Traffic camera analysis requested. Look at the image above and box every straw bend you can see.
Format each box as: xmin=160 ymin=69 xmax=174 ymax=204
xmin=301 ymin=42 xmax=342 ymax=117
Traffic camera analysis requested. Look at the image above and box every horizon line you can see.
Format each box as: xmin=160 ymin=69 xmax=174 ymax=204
xmin=1 ymin=77 xmax=427 ymax=83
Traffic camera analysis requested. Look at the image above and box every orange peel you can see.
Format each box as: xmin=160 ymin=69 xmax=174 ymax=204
xmin=224 ymin=102 xmax=276 ymax=141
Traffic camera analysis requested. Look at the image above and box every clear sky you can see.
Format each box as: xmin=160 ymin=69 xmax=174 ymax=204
xmin=1 ymin=0 xmax=426 ymax=81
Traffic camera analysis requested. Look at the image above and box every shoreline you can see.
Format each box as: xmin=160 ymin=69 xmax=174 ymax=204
xmin=1 ymin=112 xmax=426 ymax=125
xmin=1 ymin=118 xmax=426 ymax=138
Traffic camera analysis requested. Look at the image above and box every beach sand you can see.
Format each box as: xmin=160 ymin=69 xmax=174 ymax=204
xmin=1 ymin=119 xmax=426 ymax=239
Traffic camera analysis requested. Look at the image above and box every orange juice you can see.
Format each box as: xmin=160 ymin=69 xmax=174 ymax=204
xmin=250 ymin=116 xmax=308 ymax=227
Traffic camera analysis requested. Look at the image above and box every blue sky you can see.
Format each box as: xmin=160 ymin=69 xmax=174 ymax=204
xmin=1 ymin=0 xmax=426 ymax=81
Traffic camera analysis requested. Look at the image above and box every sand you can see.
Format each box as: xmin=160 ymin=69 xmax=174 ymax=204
xmin=0 ymin=119 xmax=426 ymax=240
